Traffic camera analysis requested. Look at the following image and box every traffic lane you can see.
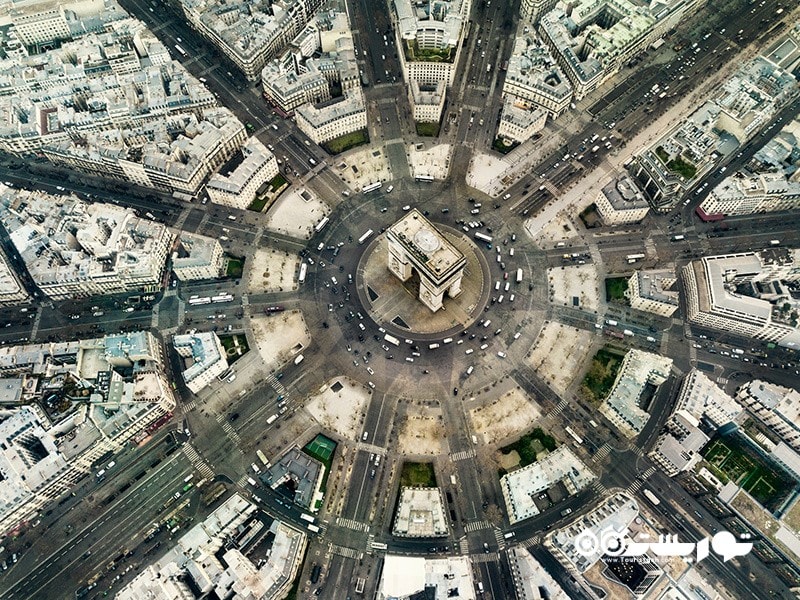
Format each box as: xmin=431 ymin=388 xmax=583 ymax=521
xmin=2 ymin=453 xmax=193 ymax=598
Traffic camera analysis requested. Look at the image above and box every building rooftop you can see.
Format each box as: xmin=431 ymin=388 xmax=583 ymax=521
xmin=599 ymin=349 xmax=673 ymax=437
xmin=393 ymin=0 xmax=467 ymax=48
xmin=508 ymin=546 xmax=570 ymax=600
xmin=599 ymin=175 xmax=648 ymax=211
xmin=634 ymin=269 xmax=679 ymax=306
xmin=393 ymin=486 xmax=449 ymax=537
xmin=388 ymin=209 xmax=466 ymax=285
xmin=676 ymin=369 xmax=742 ymax=428
xmin=262 ymin=446 xmax=323 ymax=509
xmin=377 ymin=555 xmax=476 ymax=600
xmin=548 ymin=492 xmax=639 ymax=573
xmin=173 ymin=332 xmax=228 ymax=387
xmin=501 ymin=445 xmax=596 ymax=523
xmin=505 ymin=30 xmax=572 ymax=102
xmin=206 ymin=137 xmax=277 ymax=196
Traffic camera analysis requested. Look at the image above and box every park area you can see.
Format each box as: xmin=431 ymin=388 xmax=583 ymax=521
xmin=702 ymin=434 xmax=794 ymax=510
xmin=605 ymin=277 xmax=629 ymax=303
xmin=499 ymin=427 xmax=558 ymax=469
xmin=581 ymin=348 xmax=625 ymax=403
xmin=400 ymin=462 xmax=437 ymax=488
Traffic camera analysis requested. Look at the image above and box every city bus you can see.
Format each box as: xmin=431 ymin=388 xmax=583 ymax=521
xmin=298 ymin=262 xmax=307 ymax=284
xmin=358 ymin=229 xmax=374 ymax=245
xmin=362 ymin=182 xmax=382 ymax=193
xmin=415 ymin=175 xmax=434 ymax=182
xmin=211 ymin=293 xmax=234 ymax=303
xmin=474 ymin=232 xmax=492 ymax=243
xmin=315 ymin=217 xmax=329 ymax=232
xmin=174 ymin=44 xmax=187 ymax=58
xmin=188 ymin=296 xmax=211 ymax=305
xmin=384 ymin=334 xmax=400 ymax=347
xmin=300 ymin=513 xmax=315 ymax=523
xmin=643 ymin=488 xmax=661 ymax=506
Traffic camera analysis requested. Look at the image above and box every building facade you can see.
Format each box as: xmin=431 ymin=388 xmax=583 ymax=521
xmin=594 ymin=175 xmax=649 ymax=225
xmin=625 ymin=269 xmax=679 ymax=317
xmin=206 ymin=138 xmax=279 ymax=210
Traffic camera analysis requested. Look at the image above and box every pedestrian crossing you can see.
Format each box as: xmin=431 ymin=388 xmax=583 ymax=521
xmin=329 ymin=543 xmax=361 ymax=559
xmin=183 ymin=444 xmax=215 ymax=479
xmin=182 ymin=399 xmax=198 ymax=413
xmin=336 ymin=517 xmax=370 ymax=533
xmin=493 ymin=529 xmax=506 ymax=546
xmin=591 ymin=479 xmax=608 ymax=496
xmin=451 ymin=449 xmax=476 ymax=462
xmin=593 ymin=442 xmax=612 ymax=462
xmin=551 ymin=398 xmax=569 ymax=417
xmin=237 ymin=475 xmax=250 ymax=488
xmin=627 ymin=479 xmax=645 ymax=494
xmin=472 ymin=552 xmax=499 ymax=563
xmin=465 ymin=520 xmax=492 ymax=533
xmin=641 ymin=466 xmax=657 ymax=479
xmin=265 ymin=373 xmax=286 ymax=395
xmin=459 ymin=537 xmax=469 ymax=554
xmin=520 ymin=534 xmax=542 ymax=547
xmin=216 ymin=414 xmax=242 ymax=445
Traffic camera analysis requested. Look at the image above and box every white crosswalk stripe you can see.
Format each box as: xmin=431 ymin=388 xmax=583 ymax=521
xmin=591 ymin=480 xmax=608 ymax=495
xmin=641 ymin=466 xmax=657 ymax=479
xmin=459 ymin=538 xmax=469 ymax=554
xmin=593 ymin=443 xmax=612 ymax=461
xmin=216 ymin=414 xmax=242 ymax=445
xmin=182 ymin=399 xmax=197 ymax=413
xmin=494 ymin=529 xmax=506 ymax=546
xmin=451 ymin=449 xmax=476 ymax=462
xmin=329 ymin=543 xmax=360 ymax=559
xmin=465 ymin=520 xmax=492 ymax=533
xmin=182 ymin=444 xmax=215 ymax=479
xmin=336 ymin=517 xmax=370 ymax=533
xmin=551 ymin=398 xmax=569 ymax=417
xmin=627 ymin=480 xmax=644 ymax=494
xmin=520 ymin=534 xmax=541 ymax=547
xmin=237 ymin=475 xmax=249 ymax=488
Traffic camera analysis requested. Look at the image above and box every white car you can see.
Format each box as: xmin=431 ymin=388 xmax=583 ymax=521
xmin=503 ymin=193 xmax=511 ymax=200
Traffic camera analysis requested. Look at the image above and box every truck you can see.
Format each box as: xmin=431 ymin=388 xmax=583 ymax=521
xmin=266 ymin=414 xmax=278 ymax=425
xmin=606 ymin=319 xmax=618 ymax=326
xmin=643 ymin=488 xmax=661 ymax=505
xmin=623 ymin=329 xmax=634 ymax=337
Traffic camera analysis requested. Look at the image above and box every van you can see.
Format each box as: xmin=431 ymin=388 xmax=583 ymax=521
xmin=386 ymin=185 xmax=394 ymax=193
xmin=402 ymin=205 xmax=411 ymax=211
xmin=477 ymin=582 xmax=484 ymax=593
xmin=503 ymin=532 xmax=515 ymax=539
xmin=309 ymin=158 xmax=317 ymax=166
xmin=294 ymin=354 xmax=304 ymax=365
xmin=362 ymin=431 xmax=369 ymax=441
xmin=466 ymin=365 xmax=474 ymax=375
xmin=227 ymin=215 xmax=236 ymax=221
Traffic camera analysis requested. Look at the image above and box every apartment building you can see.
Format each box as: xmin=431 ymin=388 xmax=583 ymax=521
xmin=682 ymin=250 xmax=800 ymax=347
xmin=649 ymin=410 xmax=709 ymax=477
xmin=0 ymin=248 xmax=29 ymax=306
xmin=172 ymin=233 xmax=225 ymax=281
xmin=409 ymin=80 xmax=446 ymax=124
xmin=594 ymin=174 xmax=649 ymax=225
xmin=206 ymin=138 xmax=280 ymax=210
xmin=173 ymin=331 xmax=229 ymax=394
xmin=0 ymin=190 xmax=173 ymax=300
xmin=736 ymin=380 xmax=800 ymax=452
xmin=295 ymin=87 xmax=366 ymax=145
xmin=699 ymin=172 xmax=800 ymax=220
xmin=497 ymin=98 xmax=547 ymax=145
xmin=502 ymin=31 xmax=572 ymax=119
xmin=625 ymin=269 xmax=679 ymax=317
xmin=179 ymin=0 xmax=325 ymax=80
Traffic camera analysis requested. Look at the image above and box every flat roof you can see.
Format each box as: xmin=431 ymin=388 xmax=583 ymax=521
xmin=388 ymin=209 xmax=465 ymax=283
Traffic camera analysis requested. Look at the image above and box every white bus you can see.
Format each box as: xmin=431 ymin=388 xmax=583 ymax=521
xmin=384 ymin=334 xmax=400 ymax=347
xmin=298 ymin=262 xmax=307 ymax=284
xmin=626 ymin=254 xmax=645 ymax=262
xmin=300 ymin=513 xmax=315 ymax=523
xmin=474 ymin=232 xmax=492 ymax=244
xmin=188 ymin=296 xmax=212 ymax=305
xmin=174 ymin=44 xmax=187 ymax=57
xmin=315 ymin=217 xmax=329 ymax=232
xmin=643 ymin=488 xmax=661 ymax=506
xmin=415 ymin=175 xmax=434 ymax=182
xmin=256 ymin=449 xmax=270 ymax=466
xmin=362 ymin=182 xmax=382 ymax=193
xmin=307 ymin=523 xmax=320 ymax=533
xmin=565 ymin=426 xmax=583 ymax=445
xmin=358 ymin=229 xmax=374 ymax=245
xmin=211 ymin=293 xmax=234 ymax=303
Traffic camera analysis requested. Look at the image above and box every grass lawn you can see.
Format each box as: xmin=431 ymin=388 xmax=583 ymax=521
xmin=416 ymin=122 xmax=440 ymax=137
xmin=247 ymin=194 xmax=270 ymax=212
xmin=655 ymin=146 xmax=670 ymax=164
xmin=226 ymin=257 xmax=244 ymax=278
xmin=493 ymin=137 xmax=518 ymax=154
xmin=218 ymin=334 xmax=249 ymax=364
xmin=270 ymin=173 xmax=288 ymax=191
xmin=702 ymin=434 xmax=794 ymax=510
xmin=667 ymin=155 xmax=697 ymax=179
xmin=500 ymin=427 xmax=558 ymax=468
xmin=581 ymin=348 xmax=625 ymax=403
xmin=322 ymin=130 xmax=369 ymax=155
xmin=400 ymin=462 xmax=437 ymax=487
xmin=605 ymin=277 xmax=629 ymax=303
